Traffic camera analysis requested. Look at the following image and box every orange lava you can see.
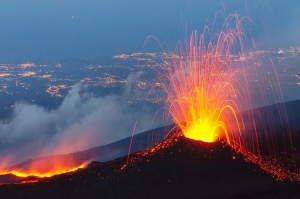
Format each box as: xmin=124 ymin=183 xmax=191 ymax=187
xmin=0 ymin=155 xmax=88 ymax=178
xmin=160 ymin=13 xmax=300 ymax=180
xmin=0 ymin=163 xmax=86 ymax=178
xmin=162 ymin=15 xmax=247 ymax=144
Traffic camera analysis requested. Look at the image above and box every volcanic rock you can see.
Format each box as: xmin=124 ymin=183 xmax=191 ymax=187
xmin=0 ymin=131 xmax=299 ymax=199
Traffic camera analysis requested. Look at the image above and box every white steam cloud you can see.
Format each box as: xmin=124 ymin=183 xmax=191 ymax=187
xmin=0 ymin=75 xmax=162 ymax=167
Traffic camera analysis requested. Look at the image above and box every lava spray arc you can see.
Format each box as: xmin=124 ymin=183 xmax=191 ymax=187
xmin=160 ymin=13 xmax=300 ymax=181
xmin=162 ymin=14 xmax=253 ymax=144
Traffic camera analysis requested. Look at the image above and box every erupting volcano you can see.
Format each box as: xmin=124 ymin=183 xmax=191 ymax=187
xmin=1 ymin=11 xmax=300 ymax=199
xmin=162 ymin=31 xmax=246 ymax=143
xmin=160 ymin=14 xmax=300 ymax=181
xmin=162 ymin=14 xmax=252 ymax=144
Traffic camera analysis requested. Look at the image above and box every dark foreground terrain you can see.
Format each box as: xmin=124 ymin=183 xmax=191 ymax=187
xmin=0 ymin=125 xmax=174 ymax=184
xmin=1 ymin=100 xmax=300 ymax=198
xmin=0 ymin=131 xmax=299 ymax=199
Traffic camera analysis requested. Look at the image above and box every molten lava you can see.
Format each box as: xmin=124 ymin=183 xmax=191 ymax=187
xmin=0 ymin=155 xmax=87 ymax=179
xmin=160 ymin=13 xmax=300 ymax=181
xmin=161 ymin=16 xmax=247 ymax=144
xmin=184 ymin=117 xmax=218 ymax=143
xmin=0 ymin=163 xmax=86 ymax=178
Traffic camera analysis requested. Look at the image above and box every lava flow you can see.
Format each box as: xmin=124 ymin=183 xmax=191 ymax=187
xmin=160 ymin=13 xmax=300 ymax=181
xmin=0 ymin=155 xmax=87 ymax=178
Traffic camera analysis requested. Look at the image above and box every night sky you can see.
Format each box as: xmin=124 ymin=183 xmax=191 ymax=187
xmin=0 ymin=0 xmax=299 ymax=62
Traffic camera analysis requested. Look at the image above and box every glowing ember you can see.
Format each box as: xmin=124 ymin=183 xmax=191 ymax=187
xmin=0 ymin=163 xmax=86 ymax=178
xmin=0 ymin=155 xmax=87 ymax=179
xmin=160 ymin=13 xmax=300 ymax=180
xmin=161 ymin=15 xmax=247 ymax=144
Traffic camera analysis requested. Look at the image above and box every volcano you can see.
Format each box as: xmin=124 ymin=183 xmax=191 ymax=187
xmin=0 ymin=131 xmax=300 ymax=198
xmin=0 ymin=100 xmax=300 ymax=198
xmin=0 ymin=125 xmax=174 ymax=182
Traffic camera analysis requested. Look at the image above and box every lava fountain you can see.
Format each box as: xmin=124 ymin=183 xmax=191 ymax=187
xmin=160 ymin=14 xmax=300 ymax=181
xmin=162 ymin=14 xmax=250 ymax=144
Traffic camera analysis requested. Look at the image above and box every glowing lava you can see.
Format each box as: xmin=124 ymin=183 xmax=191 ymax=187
xmin=0 ymin=155 xmax=88 ymax=179
xmin=0 ymin=163 xmax=86 ymax=178
xmin=160 ymin=13 xmax=300 ymax=181
xmin=162 ymin=15 xmax=247 ymax=144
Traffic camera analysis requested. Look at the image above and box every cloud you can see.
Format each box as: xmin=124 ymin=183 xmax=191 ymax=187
xmin=0 ymin=76 xmax=162 ymax=167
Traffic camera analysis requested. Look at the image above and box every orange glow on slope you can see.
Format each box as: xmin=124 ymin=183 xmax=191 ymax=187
xmin=0 ymin=155 xmax=87 ymax=178
xmin=0 ymin=163 xmax=86 ymax=178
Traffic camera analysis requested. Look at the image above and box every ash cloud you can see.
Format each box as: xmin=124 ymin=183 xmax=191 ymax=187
xmin=0 ymin=75 xmax=162 ymax=167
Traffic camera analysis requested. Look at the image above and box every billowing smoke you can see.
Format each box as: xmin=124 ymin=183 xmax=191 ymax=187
xmin=0 ymin=75 xmax=162 ymax=167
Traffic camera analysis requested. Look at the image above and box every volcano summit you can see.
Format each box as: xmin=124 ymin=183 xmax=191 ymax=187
xmin=0 ymin=125 xmax=300 ymax=199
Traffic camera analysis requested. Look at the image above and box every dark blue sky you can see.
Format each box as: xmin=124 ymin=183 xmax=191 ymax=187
xmin=0 ymin=0 xmax=299 ymax=62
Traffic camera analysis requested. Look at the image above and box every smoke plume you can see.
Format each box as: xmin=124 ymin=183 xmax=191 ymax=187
xmin=0 ymin=76 xmax=161 ymax=167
